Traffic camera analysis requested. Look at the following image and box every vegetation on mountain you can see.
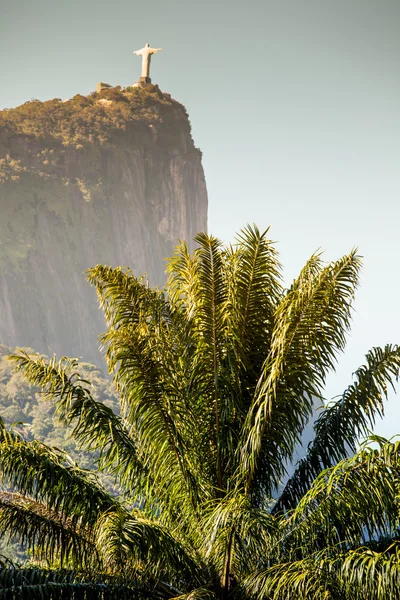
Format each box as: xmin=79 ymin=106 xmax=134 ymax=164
xmin=0 ymin=85 xmax=187 ymax=161
xmin=0 ymin=346 xmax=118 ymax=444
xmin=0 ymin=346 xmax=120 ymax=561
xmin=1 ymin=225 xmax=400 ymax=599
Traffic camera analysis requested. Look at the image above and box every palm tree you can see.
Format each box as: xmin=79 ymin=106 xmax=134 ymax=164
xmin=1 ymin=225 xmax=400 ymax=599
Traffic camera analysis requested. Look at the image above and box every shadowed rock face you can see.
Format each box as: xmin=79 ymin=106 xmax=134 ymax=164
xmin=0 ymin=86 xmax=208 ymax=364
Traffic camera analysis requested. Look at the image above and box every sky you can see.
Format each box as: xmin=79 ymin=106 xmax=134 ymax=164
xmin=1 ymin=0 xmax=400 ymax=436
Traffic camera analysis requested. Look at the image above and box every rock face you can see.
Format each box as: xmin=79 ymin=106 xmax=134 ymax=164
xmin=0 ymin=86 xmax=208 ymax=364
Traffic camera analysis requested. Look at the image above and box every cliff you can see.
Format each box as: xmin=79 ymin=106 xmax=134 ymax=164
xmin=0 ymin=86 xmax=208 ymax=363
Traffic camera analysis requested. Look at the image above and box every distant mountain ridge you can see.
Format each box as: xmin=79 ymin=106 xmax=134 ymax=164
xmin=0 ymin=85 xmax=208 ymax=363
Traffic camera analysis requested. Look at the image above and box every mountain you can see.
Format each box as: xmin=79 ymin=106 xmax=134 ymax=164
xmin=0 ymin=85 xmax=207 ymax=363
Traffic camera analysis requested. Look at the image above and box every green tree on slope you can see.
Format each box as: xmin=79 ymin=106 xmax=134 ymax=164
xmin=1 ymin=225 xmax=400 ymax=599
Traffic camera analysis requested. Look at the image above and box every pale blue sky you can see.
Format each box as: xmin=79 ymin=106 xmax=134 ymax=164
xmin=1 ymin=0 xmax=400 ymax=436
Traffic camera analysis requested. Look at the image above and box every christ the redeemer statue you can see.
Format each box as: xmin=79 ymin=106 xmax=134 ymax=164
xmin=133 ymin=43 xmax=162 ymax=84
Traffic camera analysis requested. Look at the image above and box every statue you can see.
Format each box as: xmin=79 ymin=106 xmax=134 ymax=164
xmin=133 ymin=43 xmax=162 ymax=84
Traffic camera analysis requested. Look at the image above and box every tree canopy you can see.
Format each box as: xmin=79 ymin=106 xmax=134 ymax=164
xmin=1 ymin=225 xmax=400 ymax=599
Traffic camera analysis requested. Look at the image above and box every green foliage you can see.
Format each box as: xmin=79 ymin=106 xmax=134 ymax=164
xmin=0 ymin=86 xmax=188 ymax=157
xmin=1 ymin=225 xmax=400 ymax=598
xmin=0 ymin=345 xmax=119 ymax=464
xmin=0 ymin=562 xmax=155 ymax=599
xmin=0 ymin=345 xmax=121 ymax=562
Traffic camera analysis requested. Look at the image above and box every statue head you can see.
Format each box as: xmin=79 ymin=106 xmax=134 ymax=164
xmin=145 ymin=43 xmax=150 ymax=47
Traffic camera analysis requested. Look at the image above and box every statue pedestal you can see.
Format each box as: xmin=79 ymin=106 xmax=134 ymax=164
xmin=132 ymin=77 xmax=152 ymax=89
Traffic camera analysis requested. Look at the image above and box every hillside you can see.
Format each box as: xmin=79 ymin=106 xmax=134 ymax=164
xmin=0 ymin=85 xmax=207 ymax=363
xmin=0 ymin=343 xmax=121 ymax=561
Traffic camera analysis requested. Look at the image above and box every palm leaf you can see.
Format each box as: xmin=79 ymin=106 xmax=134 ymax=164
xmin=242 ymin=551 xmax=339 ymax=600
xmin=170 ymin=590 xmax=217 ymax=600
xmin=283 ymin=438 xmax=400 ymax=554
xmin=275 ymin=344 xmax=400 ymax=512
xmin=8 ymin=351 xmax=143 ymax=495
xmin=243 ymin=542 xmax=400 ymax=600
xmin=229 ymin=224 xmax=282 ymax=372
xmin=0 ymin=492 xmax=97 ymax=568
xmin=95 ymin=508 xmax=205 ymax=590
xmin=239 ymin=251 xmax=362 ymax=499
xmin=86 ymin=265 xmax=160 ymax=332
xmin=201 ymin=492 xmax=279 ymax=586
xmin=191 ymin=233 xmax=229 ymax=492
xmin=0 ymin=564 xmax=162 ymax=599
xmin=0 ymin=436 xmax=115 ymax=527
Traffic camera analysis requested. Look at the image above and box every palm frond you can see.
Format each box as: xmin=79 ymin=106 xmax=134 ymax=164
xmin=201 ymin=493 xmax=279 ymax=585
xmin=86 ymin=265 xmax=160 ymax=332
xmin=8 ymin=351 xmax=143 ymax=494
xmin=95 ymin=508 xmax=205 ymax=590
xmin=283 ymin=438 xmax=400 ymax=554
xmin=242 ymin=551 xmax=338 ymax=600
xmin=88 ymin=264 xmax=209 ymax=520
xmin=243 ymin=542 xmax=400 ymax=600
xmin=171 ymin=589 xmax=217 ymax=600
xmin=239 ymin=251 xmax=362 ymax=500
xmin=230 ymin=225 xmax=282 ymax=371
xmin=166 ymin=240 xmax=201 ymax=317
xmin=0 ymin=492 xmax=97 ymax=568
xmin=0 ymin=564 xmax=162 ymax=599
xmin=275 ymin=344 xmax=400 ymax=512
xmin=0 ymin=431 xmax=116 ymax=527
xmin=192 ymin=233 xmax=229 ymax=492
xmin=339 ymin=542 xmax=400 ymax=600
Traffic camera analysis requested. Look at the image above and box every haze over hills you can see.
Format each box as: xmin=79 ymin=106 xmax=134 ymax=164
xmin=0 ymin=85 xmax=207 ymax=364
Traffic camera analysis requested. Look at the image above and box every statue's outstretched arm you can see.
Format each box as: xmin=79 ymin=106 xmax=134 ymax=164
xmin=133 ymin=50 xmax=142 ymax=56
xmin=152 ymin=48 xmax=162 ymax=54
